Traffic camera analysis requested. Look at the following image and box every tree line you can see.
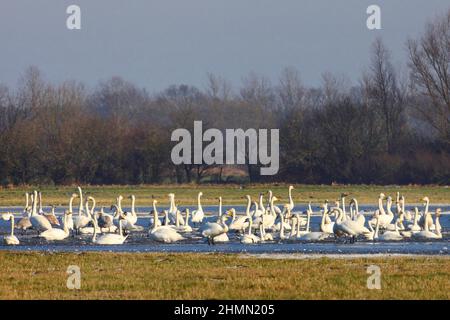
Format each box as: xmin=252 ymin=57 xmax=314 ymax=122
xmin=0 ymin=10 xmax=449 ymax=186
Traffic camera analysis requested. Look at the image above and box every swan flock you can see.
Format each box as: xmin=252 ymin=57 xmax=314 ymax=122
xmin=1 ymin=186 xmax=446 ymax=246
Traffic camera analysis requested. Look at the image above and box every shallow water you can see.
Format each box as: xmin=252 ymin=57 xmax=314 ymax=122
xmin=0 ymin=205 xmax=449 ymax=255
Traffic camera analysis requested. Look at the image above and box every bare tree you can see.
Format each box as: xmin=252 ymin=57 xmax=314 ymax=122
xmin=407 ymin=10 xmax=450 ymax=143
xmin=363 ymin=38 xmax=406 ymax=152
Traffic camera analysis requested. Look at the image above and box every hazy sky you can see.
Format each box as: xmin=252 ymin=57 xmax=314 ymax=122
xmin=0 ymin=0 xmax=449 ymax=92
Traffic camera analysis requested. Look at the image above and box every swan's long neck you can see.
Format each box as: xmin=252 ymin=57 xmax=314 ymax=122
xmin=85 ymin=200 xmax=91 ymax=218
xmin=10 ymin=215 xmax=15 ymax=237
xmin=374 ymin=216 xmax=380 ymax=239
xmin=185 ymin=210 xmax=190 ymax=226
xmin=288 ymin=188 xmax=294 ymax=209
xmin=197 ymin=193 xmax=202 ymax=211
xmin=341 ymin=197 xmax=346 ymax=217
xmin=306 ymin=210 xmax=311 ymax=233
xmin=218 ymin=197 xmax=222 ymax=217
xmin=424 ymin=199 xmax=429 ymax=216
xmin=117 ymin=196 xmax=123 ymax=214
xmin=280 ymin=212 xmax=285 ymax=238
xmin=258 ymin=194 xmax=264 ymax=212
xmin=32 ymin=191 xmax=38 ymax=216
xmin=378 ymin=196 xmax=385 ymax=215
xmin=245 ymin=196 xmax=252 ymax=217
xmin=247 ymin=217 xmax=253 ymax=236
xmin=152 ymin=203 xmax=158 ymax=230
xmin=119 ymin=219 xmax=123 ymax=237
xmin=69 ymin=196 xmax=75 ymax=213
xmin=269 ymin=197 xmax=275 ymax=215
xmin=78 ymin=187 xmax=84 ymax=216
xmin=169 ymin=195 xmax=175 ymax=212
xmin=354 ymin=199 xmax=359 ymax=216
xmin=413 ymin=208 xmax=420 ymax=226
xmin=267 ymin=191 xmax=273 ymax=208
xmin=38 ymin=192 xmax=43 ymax=213
xmin=131 ymin=196 xmax=136 ymax=215
xmin=90 ymin=198 xmax=96 ymax=218
xmin=63 ymin=214 xmax=69 ymax=235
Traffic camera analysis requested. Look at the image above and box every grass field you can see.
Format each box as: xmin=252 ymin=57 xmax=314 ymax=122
xmin=0 ymin=251 xmax=448 ymax=299
xmin=0 ymin=184 xmax=449 ymax=207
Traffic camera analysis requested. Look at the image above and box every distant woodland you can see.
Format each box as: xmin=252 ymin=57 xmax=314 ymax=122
xmin=0 ymin=10 xmax=449 ymax=185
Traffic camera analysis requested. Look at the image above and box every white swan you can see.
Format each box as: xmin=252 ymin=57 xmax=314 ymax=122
xmin=73 ymin=187 xmax=91 ymax=233
xmin=38 ymin=192 xmax=59 ymax=226
xmin=201 ymin=214 xmax=230 ymax=245
xmin=412 ymin=209 xmax=442 ymax=240
xmin=320 ymin=201 xmax=334 ymax=234
xmin=62 ymin=193 xmax=77 ymax=232
xmin=167 ymin=193 xmax=185 ymax=225
xmin=297 ymin=206 xmax=330 ymax=242
xmin=29 ymin=190 xmax=52 ymax=233
xmin=172 ymin=209 xmax=193 ymax=233
xmin=267 ymin=190 xmax=282 ymax=215
xmin=229 ymin=196 xmax=252 ymax=232
xmin=92 ymin=215 xmax=127 ymax=245
xmin=369 ymin=193 xmax=392 ymax=229
xmin=332 ymin=208 xmax=371 ymax=242
xmin=148 ymin=200 xmax=184 ymax=243
xmin=2 ymin=213 xmax=19 ymax=245
xmin=191 ymin=192 xmax=205 ymax=224
xmin=418 ymin=197 xmax=435 ymax=231
xmin=349 ymin=198 xmax=365 ymax=226
xmin=373 ymin=212 xmax=403 ymax=241
xmin=240 ymin=216 xmax=261 ymax=244
xmin=252 ymin=195 xmax=277 ymax=230
xmin=39 ymin=213 xmax=70 ymax=241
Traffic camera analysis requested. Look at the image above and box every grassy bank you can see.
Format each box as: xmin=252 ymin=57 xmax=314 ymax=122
xmin=0 ymin=184 xmax=449 ymax=207
xmin=0 ymin=251 xmax=448 ymax=299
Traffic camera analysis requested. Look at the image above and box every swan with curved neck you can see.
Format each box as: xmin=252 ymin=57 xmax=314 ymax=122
xmin=419 ymin=197 xmax=435 ymax=231
xmin=2 ymin=213 xmax=19 ymax=245
xmin=287 ymin=186 xmax=295 ymax=211
xmin=39 ymin=213 xmax=70 ymax=241
xmin=253 ymin=195 xmax=277 ymax=230
xmin=93 ymin=214 xmax=127 ymax=245
xmin=201 ymin=213 xmax=230 ymax=245
xmin=297 ymin=205 xmax=330 ymax=241
xmin=148 ymin=200 xmax=184 ymax=243
xmin=332 ymin=207 xmax=370 ymax=242
xmin=229 ymin=196 xmax=252 ymax=232
xmin=412 ymin=208 xmax=442 ymax=240
xmin=240 ymin=214 xmax=260 ymax=244
xmin=29 ymin=190 xmax=52 ymax=233
xmin=63 ymin=193 xmax=77 ymax=231
xmin=191 ymin=192 xmax=205 ymax=224
xmin=349 ymin=198 xmax=365 ymax=226
xmin=73 ymin=192 xmax=92 ymax=234
xmin=373 ymin=212 xmax=403 ymax=241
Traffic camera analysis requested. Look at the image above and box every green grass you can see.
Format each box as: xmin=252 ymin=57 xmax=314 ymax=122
xmin=0 ymin=252 xmax=448 ymax=299
xmin=0 ymin=184 xmax=449 ymax=207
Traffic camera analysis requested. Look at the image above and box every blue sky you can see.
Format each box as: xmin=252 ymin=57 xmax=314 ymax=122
xmin=0 ymin=0 xmax=449 ymax=92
